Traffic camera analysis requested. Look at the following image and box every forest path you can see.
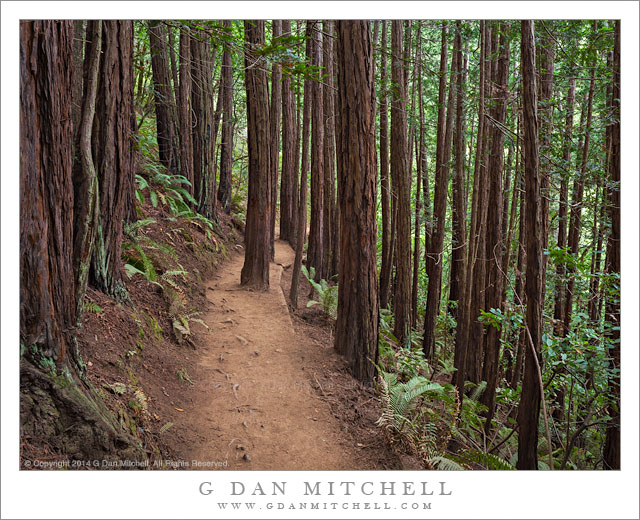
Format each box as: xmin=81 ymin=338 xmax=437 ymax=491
xmin=185 ymin=240 xmax=368 ymax=470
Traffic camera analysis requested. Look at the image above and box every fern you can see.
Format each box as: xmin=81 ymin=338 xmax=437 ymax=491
xmin=301 ymin=265 xmax=338 ymax=319
xmin=452 ymin=448 xmax=515 ymax=470
xmin=122 ymin=242 xmax=160 ymax=285
xmin=427 ymin=455 xmax=465 ymax=471
xmin=83 ymin=300 xmax=103 ymax=314
xmin=123 ymin=218 xmax=156 ymax=237
xmin=469 ymin=380 xmax=487 ymax=402
xmin=377 ymin=370 xmax=449 ymax=434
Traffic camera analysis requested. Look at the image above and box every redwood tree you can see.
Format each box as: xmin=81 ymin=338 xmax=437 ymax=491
xmin=148 ymin=20 xmax=178 ymax=172
xmin=480 ymin=22 xmax=510 ymax=432
xmin=91 ymin=20 xmax=135 ymax=300
xmin=378 ymin=20 xmax=393 ymax=310
xmin=390 ymin=20 xmax=411 ymax=347
xmin=178 ymin=27 xmax=194 ymax=193
xmin=289 ymin=23 xmax=313 ymax=307
xmin=269 ymin=20 xmax=282 ymax=255
xmin=323 ymin=20 xmax=337 ymax=278
xmin=217 ymin=21 xmax=234 ymax=213
xmin=241 ymin=20 xmax=271 ymax=289
xmin=279 ymin=20 xmax=297 ymax=245
xmin=334 ymin=20 xmax=379 ymax=384
xmin=308 ymin=21 xmax=326 ymax=280
xmin=517 ymin=20 xmax=544 ymax=470
xmin=20 ymin=20 xmax=76 ymax=364
xmin=423 ymin=22 xmax=454 ymax=359
xmin=448 ymin=21 xmax=467 ymax=325
xmin=191 ymin=31 xmax=217 ymax=218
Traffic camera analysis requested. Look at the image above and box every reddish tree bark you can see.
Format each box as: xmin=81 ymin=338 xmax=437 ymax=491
xmin=411 ymin=21 xmax=424 ymax=329
xmin=308 ymin=21 xmax=326 ymax=280
xmin=178 ymin=27 xmax=194 ymax=193
xmin=217 ymin=21 xmax=234 ymax=213
xmin=148 ymin=21 xmax=178 ymax=172
xmin=269 ymin=20 xmax=282 ymax=256
xmin=241 ymin=20 xmax=271 ymax=289
xmin=564 ymin=65 xmax=595 ymax=335
xmin=390 ymin=20 xmax=411 ymax=347
xmin=537 ymin=28 xmax=555 ymax=296
xmin=466 ymin=22 xmax=493 ymax=385
xmin=20 ymin=20 xmax=76 ymax=363
xmin=378 ymin=20 xmax=393 ymax=311
xmin=553 ymin=77 xmax=576 ymax=335
xmin=423 ymin=22 xmax=454 ymax=359
xmin=91 ymin=21 xmax=135 ymax=300
xmin=73 ymin=21 xmax=101 ymax=319
xmin=455 ymin=21 xmax=488 ymax=394
xmin=517 ymin=20 xmax=543 ymax=470
xmin=481 ymin=22 xmax=510 ymax=432
xmin=323 ymin=20 xmax=337 ymax=278
xmin=279 ymin=20 xmax=297 ymax=243
xmin=334 ymin=20 xmax=379 ymax=384
xmin=448 ymin=21 xmax=467 ymax=326
xmin=191 ymin=32 xmax=217 ymax=218
xmin=290 ymin=23 xmax=313 ymax=308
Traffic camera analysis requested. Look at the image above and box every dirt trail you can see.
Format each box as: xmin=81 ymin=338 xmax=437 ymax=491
xmin=184 ymin=240 xmax=372 ymax=470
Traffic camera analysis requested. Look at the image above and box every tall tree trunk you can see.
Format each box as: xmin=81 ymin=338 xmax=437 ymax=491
xmin=454 ymin=20 xmax=487 ymax=395
xmin=323 ymin=20 xmax=337 ymax=278
xmin=502 ymin=118 xmax=523 ymax=386
xmin=91 ymin=21 xmax=135 ymax=301
xmin=481 ymin=22 xmax=510 ymax=433
xmin=289 ymin=23 xmax=313 ymax=307
xmin=423 ymin=22 xmax=454 ymax=359
xmin=269 ymin=20 xmax=282 ymax=255
xmin=71 ymin=21 xmax=85 ymax=141
xmin=334 ymin=20 xmax=379 ymax=384
xmin=217 ymin=21 xmax=234 ymax=213
xmin=241 ymin=20 xmax=271 ymax=289
xmin=191 ymin=32 xmax=217 ymax=218
xmin=73 ymin=21 xmax=102 ymax=319
xmin=564 ymin=63 xmax=596 ymax=335
xmin=511 ymin=174 xmax=527 ymax=389
xmin=279 ymin=20 xmax=296 ymax=242
xmin=588 ymin=187 xmax=605 ymax=323
xmin=537 ymin=27 xmax=555 ymax=293
xmin=448 ymin=21 xmax=467 ymax=326
xmin=411 ymin=22 xmax=423 ymax=329
xmin=308 ymin=21 xmax=325 ymax=281
xmin=167 ymin=25 xmax=179 ymax=94
xmin=148 ymin=21 xmax=178 ymax=172
xmin=517 ymin=20 xmax=544 ymax=470
xmin=390 ymin=20 xmax=411 ymax=347
xmin=178 ymin=28 xmax=194 ymax=193
xmin=603 ymin=20 xmax=620 ymax=471
xmin=378 ymin=21 xmax=393 ymax=311
xmin=466 ymin=22 xmax=493 ymax=384
xmin=553 ymin=77 xmax=576 ymax=335
xmin=20 ymin=20 xmax=76 ymax=364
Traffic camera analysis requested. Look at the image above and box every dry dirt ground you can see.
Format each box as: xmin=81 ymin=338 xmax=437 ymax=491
xmin=174 ymin=240 xmax=415 ymax=470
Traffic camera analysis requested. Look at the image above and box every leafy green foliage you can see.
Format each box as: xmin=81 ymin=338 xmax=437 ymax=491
xmin=451 ymin=449 xmax=515 ymax=470
xmin=301 ymin=265 xmax=338 ymax=319
xmin=83 ymin=300 xmax=103 ymax=314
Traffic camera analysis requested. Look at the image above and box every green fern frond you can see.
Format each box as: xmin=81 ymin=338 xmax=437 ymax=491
xmin=427 ymin=455 xmax=465 ymax=471
xmin=123 ymin=218 xmax=156 ymax=237
xmin=454 ymin=448 xmax=515 ymax=470
xmin=83 ymin=300 xmax=103 ymax=314
xmin=469 ymin=381 xmax=487 ymax=402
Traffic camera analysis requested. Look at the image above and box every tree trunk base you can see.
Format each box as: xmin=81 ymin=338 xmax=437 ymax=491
xmin=20 ymin=361 xmax=144 ymax=466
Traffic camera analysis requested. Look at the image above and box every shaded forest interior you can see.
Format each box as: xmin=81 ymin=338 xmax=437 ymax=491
xmin=20 ymin=19 xmax=620 ymax=470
